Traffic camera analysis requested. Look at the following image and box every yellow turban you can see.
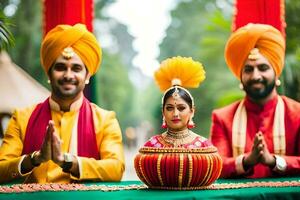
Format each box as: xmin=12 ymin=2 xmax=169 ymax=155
xmin=224 ymin=23 xmax=285 ymax=79
xmin=41 ymin=24 xmax=102 ymax=75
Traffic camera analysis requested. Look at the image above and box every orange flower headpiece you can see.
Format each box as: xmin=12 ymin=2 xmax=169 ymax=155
xmin=154 ymin=56 xmax=206 ymax=106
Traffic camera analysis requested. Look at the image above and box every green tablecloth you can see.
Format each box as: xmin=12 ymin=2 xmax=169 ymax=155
xmin=1 ymin=177 xmax=300 ymax=200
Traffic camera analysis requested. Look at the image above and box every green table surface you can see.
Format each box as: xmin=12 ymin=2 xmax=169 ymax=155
xmin=1 ymin=177 xmax=300 ymax=200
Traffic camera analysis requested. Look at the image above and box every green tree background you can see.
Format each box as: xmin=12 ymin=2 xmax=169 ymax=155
xmin=1 ymin=0 xmax=300 ymax=140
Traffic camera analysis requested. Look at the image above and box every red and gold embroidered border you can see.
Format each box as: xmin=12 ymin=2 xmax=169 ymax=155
xmin=1 ymin=180 xmax=300 ymax=193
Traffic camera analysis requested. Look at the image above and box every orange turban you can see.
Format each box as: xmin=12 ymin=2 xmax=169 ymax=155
xmin=41 ymin=24 xmax=102 ymax=75
xmin=224 ymin=23 xmax=285 ymax=79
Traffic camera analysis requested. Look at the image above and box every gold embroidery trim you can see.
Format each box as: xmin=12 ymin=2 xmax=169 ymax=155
xmin=139 ymin=155 xmax=151 ymax=186
xmin=203 ymin=154 xmax=213 ymax=185
xmin=157 ymin=154 xmax=164 ymax=186
xmin=198 ymin=154 xmax=210 ymax=186
xmin=178 ymin=154 xmax=184 ymax=187
xmin=187 ymin=154 xmax=193 ymax=187
xmin=2 ymin=180 xmax=300 ymax=193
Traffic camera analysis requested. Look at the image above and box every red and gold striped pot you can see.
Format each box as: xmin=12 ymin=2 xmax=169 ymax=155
xmin=134 ymin=146 xmax=222 ymax=190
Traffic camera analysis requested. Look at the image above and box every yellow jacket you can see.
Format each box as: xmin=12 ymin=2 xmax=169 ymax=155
xmin=0 ymin=98 xmax=125 ymax=183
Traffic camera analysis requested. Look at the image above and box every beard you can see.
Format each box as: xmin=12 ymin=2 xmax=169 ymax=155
xmin=243 ymin=78 xmax=275 ymax=100
xmin=51 ymin=78 xmax=83 ymax=100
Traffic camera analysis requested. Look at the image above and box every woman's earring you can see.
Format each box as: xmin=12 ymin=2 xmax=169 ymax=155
xmin=161 ymin=117 xmax=167 ymax=129
xmin=47 ymin=80 xmax=51 ymax=84
xmin=239 ymin=83 xmax=244 ymax=90
xmin=85 ymin=80 xmax=90 ymax=84
xmin=276 ymin=79 xmax=281 ymax=87
xmin=187 ymin=117 xmax=195 ymax=129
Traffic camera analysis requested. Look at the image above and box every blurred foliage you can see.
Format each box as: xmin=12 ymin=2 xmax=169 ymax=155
xmin=94 ymin=0 xmax=140 ymax=134
xmin=96 ymin=51 xmax=139 ymax=130
xmin=0 ymin=10 xmax=15 ymax=51
xmin=285 ymin=0 xmax=300 ymax=54
xmin=282 ymin=0 xmax=300 ymax=101
xmin=139 ymin=81 xmax=162 ymax=135
xmin=2 ymin=0 xmax=46 ymax=87
xmin=215 ymin=91 xmax=243 ymax=108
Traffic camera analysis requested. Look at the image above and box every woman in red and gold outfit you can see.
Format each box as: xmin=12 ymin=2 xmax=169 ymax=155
xmin=134 ymin=57 xmax=222 ymax=189
xmin=143 ymin=56 xmax=210 ymax=148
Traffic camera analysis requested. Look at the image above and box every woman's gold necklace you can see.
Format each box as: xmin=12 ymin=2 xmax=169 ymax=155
xmin=162 ymin=129 xmax=196 ymax=147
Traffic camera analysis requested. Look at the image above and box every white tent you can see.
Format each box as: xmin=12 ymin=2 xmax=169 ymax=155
xmin=0 ymin=51 xmax=50 ymax=113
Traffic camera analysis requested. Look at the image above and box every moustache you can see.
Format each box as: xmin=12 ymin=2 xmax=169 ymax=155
xmin=248 ymin=79 xmax=267 ymax=86
xmin=58 ymin=78 xmax=78 ymax=85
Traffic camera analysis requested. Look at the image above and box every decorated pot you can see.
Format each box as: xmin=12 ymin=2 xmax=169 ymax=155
xmin=134 ymin=146 xmax=222 ymax=190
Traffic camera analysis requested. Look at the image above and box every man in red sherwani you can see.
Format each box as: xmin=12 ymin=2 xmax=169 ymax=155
xmin=210 ymin=23 xmax=300 ymax=178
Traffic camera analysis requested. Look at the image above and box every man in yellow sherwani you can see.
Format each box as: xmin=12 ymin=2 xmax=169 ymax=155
xmin=0 ymin=24 xmax=125 ymax=183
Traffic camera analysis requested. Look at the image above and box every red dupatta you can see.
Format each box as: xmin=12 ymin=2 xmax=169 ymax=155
xmin=22 ymin=97 xmax=99 ymax=159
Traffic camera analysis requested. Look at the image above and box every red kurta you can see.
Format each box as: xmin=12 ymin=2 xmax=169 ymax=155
xmin=210 ymin=95 xmax=300 ymax=178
